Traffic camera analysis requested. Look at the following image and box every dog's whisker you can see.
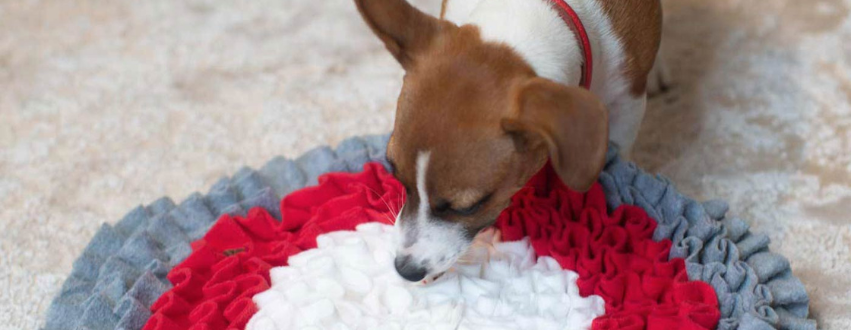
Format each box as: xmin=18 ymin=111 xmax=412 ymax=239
xmin=360 ymin=183 xmax=403 ymax=224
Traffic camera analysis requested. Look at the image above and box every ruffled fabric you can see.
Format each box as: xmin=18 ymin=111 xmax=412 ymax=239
xmin=44 ymin=133 xmax=818 ymax=330
xmin=143 ymin=163 xmax=403 ymax=330
xmin=598 ymin=148 xmax=817 ymax=330
xmin=247 ymin=224 xmax=606 ymax=330
xmin=495 ymin=164 xmax=721 ymax=330
xmin=43 ymin=134 xmax=391 ymax=330
xmin=45 ymin=181 xmax=279 ymax=330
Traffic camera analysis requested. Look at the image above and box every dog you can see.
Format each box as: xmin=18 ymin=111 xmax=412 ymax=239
xmin=353 ymin=0 xmax=663 ymax=282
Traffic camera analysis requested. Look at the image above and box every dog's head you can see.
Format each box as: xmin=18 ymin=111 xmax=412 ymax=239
xmin=355 ymin=0 xmax=608 ymax=282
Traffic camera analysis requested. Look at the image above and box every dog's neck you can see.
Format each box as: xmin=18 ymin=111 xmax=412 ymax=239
xmin=442 ymin=0 xmax=590 ymax=87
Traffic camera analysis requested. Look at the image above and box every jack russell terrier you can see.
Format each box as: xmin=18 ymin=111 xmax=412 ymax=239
xmin=353 ymin=0 xmax=664 ymax=282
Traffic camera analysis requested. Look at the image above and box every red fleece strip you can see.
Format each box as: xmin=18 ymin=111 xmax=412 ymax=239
xmin=142 ymin=163 xmax=404 ymax=330
xmin=495 ymin=164 xmax=720 ymax=330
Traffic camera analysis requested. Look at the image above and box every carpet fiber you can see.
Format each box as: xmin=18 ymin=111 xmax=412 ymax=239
xmin=1 ymin=0 xmax=849 ymax=329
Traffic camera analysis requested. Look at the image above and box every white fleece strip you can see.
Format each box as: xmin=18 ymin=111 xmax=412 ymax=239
xmin=246 ymin=223 xmax=606 ymax=330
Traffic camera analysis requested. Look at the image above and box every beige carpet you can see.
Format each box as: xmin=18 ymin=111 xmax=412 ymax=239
xmin=0 ymin=0 xmax=848 ymax=328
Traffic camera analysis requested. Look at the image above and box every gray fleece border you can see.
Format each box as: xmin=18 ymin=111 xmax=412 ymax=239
xmin=599 ymin=147 xmax=816 ymax=330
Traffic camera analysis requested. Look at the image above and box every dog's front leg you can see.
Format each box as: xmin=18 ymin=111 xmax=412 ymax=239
xmin=606 ymin=93 xmax=647 ymax=160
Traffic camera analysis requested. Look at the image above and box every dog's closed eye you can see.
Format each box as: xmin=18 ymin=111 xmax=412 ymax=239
xmin=433 ymin=193 xmax=491 ymax=216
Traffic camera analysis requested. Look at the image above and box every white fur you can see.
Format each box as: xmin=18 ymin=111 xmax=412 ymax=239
xmin=396 ymin=151 xmax=471 ymax=276
xmin=443 ymin=0 xmax=647 ymax=155
xmin=415 ymin=151 xmax=432 ymax=223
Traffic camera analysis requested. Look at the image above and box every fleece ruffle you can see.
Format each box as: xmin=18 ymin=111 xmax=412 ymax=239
xmin=142 ymin=163 xmax=403 ymax=330
xmin=496 ymin=164 xmax=721 ymax=330
xmin=44 ymin=133 xmax=817 ymax=330
xmin=598 ymin=147 xmax=816 ymax=330
xmin=43 ymin=134 xmax=391 ymax=330
xmin=246 ymin=224 xmax=606 ymax=330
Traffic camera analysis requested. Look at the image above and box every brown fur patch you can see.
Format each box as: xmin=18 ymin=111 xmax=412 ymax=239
xmin=597 ymin=0 xmax=663 ymax=96
xmin=364 ymin=0 xmax=613 ymax=233
xmin=387 ymin=24 xmax=544 ymax=230
xmin=504 ymin=78 xmax=609 ymax=192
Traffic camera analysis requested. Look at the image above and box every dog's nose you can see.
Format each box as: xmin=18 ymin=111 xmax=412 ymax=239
xmin=394 ymin=255 xmax=427 ymax=282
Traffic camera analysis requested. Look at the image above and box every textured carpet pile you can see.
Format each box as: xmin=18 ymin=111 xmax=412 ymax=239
xmin=43 ymin=134 xmax=817 ymax=330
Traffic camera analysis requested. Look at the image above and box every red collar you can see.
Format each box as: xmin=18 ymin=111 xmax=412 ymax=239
xmin=548 ymin=0 xmax=593 ymax=89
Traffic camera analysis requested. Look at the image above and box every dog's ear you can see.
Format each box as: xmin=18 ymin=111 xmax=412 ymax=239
xmin=354 ymin=0 xmax=447 ymax=69
xmin=502 ymin=77 xmax=609 ymax=192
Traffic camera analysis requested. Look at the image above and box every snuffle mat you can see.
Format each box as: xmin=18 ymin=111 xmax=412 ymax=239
xmin=44 ymin=134 xmax=818 ymax=330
